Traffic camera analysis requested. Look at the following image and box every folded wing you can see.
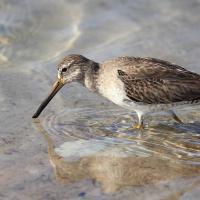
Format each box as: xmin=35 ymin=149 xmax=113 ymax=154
xmin=116 ymin=57 xmax=200 ymax=104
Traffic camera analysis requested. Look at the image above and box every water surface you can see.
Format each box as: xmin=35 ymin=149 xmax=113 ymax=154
xmin=1 ymin=0 xmax=200 ymax=199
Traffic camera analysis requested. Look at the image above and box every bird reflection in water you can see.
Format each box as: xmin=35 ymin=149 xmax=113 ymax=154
xmin=33 ymin=119 xmax=200 ymax=194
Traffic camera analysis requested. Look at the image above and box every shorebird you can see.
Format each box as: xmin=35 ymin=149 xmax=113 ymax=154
xmin=32 ymin=54 xmax=200 ymax=129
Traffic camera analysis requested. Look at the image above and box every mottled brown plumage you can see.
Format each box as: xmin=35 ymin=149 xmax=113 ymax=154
xmin=33 ymin=55 xmax=200 ymax=129
xmin=116 ymin=57 xmax=200 ymax=104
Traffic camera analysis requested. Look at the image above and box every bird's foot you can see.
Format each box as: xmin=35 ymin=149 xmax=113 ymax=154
xmin=133 ymin=123 xmax=145 ymax=130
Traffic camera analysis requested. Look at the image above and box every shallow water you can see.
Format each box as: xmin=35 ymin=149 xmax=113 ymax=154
xmin=41 ymin=106 xmax=200 ymax=164
xmin=1 ymin=0 xmax=200 ymax=199
xmin=32 ymin=104 xmax=200 ymax=196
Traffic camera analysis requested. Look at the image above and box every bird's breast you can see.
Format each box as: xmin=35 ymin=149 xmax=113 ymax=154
xmin=96 ymin=68 xmax=127 ymax=105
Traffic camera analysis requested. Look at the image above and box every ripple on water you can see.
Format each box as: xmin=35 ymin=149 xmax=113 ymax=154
xmin=41 ymin=106 xmax=200 ymax=165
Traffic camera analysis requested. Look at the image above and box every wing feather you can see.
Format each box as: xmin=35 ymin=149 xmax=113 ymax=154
xmin=104 ymin=57 xmax=200 ymax=104
xmin=118 ymin=66 xmax=200 ymax=104
xmin=109 ymin=57 xmax=200 ymax=80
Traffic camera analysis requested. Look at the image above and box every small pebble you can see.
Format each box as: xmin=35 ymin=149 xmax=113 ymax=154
xmin=78 ymin=192 xmax=86 ymax=197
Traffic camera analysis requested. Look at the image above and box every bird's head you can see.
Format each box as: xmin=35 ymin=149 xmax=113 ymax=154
xmin=57 ymin=54 xmax=90 ymax=84
xmin=32 ymin=54 xmax=91 ymax=118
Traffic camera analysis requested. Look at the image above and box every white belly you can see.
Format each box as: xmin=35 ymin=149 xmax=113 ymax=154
xmin=97 ymin=70 xmax=127 ymax=106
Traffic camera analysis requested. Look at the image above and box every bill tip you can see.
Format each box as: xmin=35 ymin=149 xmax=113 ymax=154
xmin=32 ymin=114 xmax=38 ymax=118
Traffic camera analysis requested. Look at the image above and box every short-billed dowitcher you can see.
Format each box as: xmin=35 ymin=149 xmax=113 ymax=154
xmin=32 ymin=55 xmax=200 ymax=129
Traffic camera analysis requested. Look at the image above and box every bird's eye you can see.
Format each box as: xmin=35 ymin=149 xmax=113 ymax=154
xmin=62 ymin=68 xmax=67 ymax=72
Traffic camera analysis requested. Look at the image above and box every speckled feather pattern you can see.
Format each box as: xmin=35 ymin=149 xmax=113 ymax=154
xmin=56 ymin=55 xmax=200 ymax=107
xmin=101 ymin=57 xmax=200 ymax=105
xmin=33 ymin=54 xmax=200 ymax=120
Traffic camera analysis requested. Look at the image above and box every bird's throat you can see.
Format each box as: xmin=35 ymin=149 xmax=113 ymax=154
xmin=83 ymin=62 xmax=100 ymax=92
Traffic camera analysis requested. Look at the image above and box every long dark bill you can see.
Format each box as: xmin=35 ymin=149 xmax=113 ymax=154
xmin=32 ymin=80 xmax=64 ymax=118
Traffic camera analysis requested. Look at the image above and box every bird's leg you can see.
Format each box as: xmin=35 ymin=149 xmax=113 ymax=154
xmin=134 ymin=112 xmax=145 ymax=129
xmin=169 ymin=110 xmax=183 ymax=123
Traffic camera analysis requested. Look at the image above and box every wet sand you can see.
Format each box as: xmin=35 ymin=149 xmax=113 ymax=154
xmin=0 ymin=0 xmax=200 ymax=199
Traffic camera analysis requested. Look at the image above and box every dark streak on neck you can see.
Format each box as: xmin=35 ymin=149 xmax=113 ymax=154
xmin=83 ymin=61 xmax=100 ymax=92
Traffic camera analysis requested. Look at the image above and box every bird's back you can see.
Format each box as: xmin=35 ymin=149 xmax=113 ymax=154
xmin=103 ymin=56 xmax=200 ymax=79
xmin=100 ymin=57 xmax=200 ymax=105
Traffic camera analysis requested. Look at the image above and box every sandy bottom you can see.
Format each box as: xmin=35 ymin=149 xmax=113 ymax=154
xmin=0 ymin=0 xmax=200 ymax=199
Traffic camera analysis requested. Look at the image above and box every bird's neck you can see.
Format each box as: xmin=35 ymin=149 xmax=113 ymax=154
xmin=83 ymin=61 xmax=100 ymax=92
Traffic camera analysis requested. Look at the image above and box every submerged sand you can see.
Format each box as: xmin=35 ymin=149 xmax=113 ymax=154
xmin=0 ymin=0 xmax=200 ymax=199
